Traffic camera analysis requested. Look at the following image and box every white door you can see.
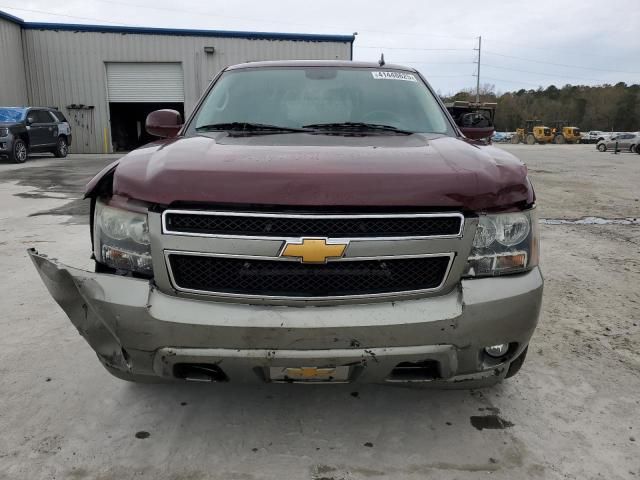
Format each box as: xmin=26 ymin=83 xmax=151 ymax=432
xmin=106 ymin=63 xmax=184 ymax=102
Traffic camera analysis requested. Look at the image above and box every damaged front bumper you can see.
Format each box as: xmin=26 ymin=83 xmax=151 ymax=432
xmin=29 ymin=249 xmax=543 ymax=386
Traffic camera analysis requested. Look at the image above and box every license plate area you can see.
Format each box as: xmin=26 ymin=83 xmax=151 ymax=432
xmin=268 ymin=366 xmax=351 ymax=383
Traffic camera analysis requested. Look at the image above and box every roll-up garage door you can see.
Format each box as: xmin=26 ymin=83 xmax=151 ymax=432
xmin=106 ymin=62 xmax=184 ymax=102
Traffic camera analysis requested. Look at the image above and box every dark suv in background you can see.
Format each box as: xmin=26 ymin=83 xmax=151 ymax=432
xmin=0 ymin=107 xmax=72 ymax=163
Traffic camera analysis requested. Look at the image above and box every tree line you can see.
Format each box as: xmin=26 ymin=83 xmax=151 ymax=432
xmin=442 ymin=82 xmax=640 ymax=132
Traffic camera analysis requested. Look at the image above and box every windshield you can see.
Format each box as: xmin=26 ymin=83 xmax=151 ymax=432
xmin=188 ymin=67 xmax=453 ymax=135
xmin=0 ymin=108 xmax=26 ymax=122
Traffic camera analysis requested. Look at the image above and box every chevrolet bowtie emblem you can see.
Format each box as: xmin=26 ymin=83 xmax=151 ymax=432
xmin=281 ymin=238 xmax=348 ymax=264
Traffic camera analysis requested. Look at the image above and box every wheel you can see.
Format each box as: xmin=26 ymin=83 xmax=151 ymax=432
xmin=554 ymin=134 xmax=566 ymax=144
xmin=597 ymin=143 xmax=606 ymax=152
xmin=8 ymin=138 xmax=28 ymax=163
xmin=636 ymin=144 xmax=640 ymax=154
xmin=53 ymin=136 xmax=68 ymax=158
xmin=510 ymin=135 xmax=520 ymax=144
xmin=526 ymin=134 xmax=536 ymax=145
xmin=505 ymin=346 xmax=528 ymax=378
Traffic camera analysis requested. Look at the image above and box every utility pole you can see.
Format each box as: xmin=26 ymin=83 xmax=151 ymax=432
xmin=474 ymin=35 xmax=482 ymax=103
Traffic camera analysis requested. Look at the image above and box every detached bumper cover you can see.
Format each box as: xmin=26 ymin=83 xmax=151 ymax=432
xmin=29 ymin=249 xmax=543 ymax=385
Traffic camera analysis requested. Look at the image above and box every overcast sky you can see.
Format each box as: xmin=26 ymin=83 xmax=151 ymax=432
xmin=2 ymin=0 xmax=639 ymax=94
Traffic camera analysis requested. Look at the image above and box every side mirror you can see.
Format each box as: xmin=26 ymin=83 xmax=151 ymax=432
xmin=26 ymin=116 xmax=35 ymax=125
xmin=145 ymin=109 xmax=183 ymax=138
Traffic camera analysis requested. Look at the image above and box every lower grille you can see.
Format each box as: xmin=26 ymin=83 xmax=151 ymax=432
xmin=168 ymin=254 xmax=451 ymax=298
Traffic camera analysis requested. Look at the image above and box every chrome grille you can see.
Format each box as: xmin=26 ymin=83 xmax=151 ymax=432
xmin=163 ymin=211 xmax=463 ymax=239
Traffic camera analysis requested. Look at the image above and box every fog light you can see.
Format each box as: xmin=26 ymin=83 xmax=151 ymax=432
xmin=484 ymin=344 xmax=509 ymax=358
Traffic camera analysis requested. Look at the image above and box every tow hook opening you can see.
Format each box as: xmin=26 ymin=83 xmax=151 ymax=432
xmin=173 ymin=363 xmax=229 ymax=383
xmin=386 ymin=360 xmax=441 ymax=382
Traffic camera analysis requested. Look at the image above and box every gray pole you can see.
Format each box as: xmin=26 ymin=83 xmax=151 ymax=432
xmin=475 ymin=36 xmax=482 ymax=103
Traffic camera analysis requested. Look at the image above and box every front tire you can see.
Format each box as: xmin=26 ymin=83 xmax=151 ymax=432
xmin=526 ymin=134 xmax=536 ymax=145
xmin=53 ymin=137 xmax=68 ymax=158
xmin=510 ymin=135 xmax=520 ymax=144
xmin=597 ymin=144 xmax=606 ymax=152
xmin=9 ymin=138 xmax=28 ymax=163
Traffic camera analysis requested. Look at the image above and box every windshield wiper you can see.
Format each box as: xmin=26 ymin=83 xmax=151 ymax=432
xmin=196 ymin=122 xmax=309 ymax=133
xmin=302 ymin=122 xmax=414 ymax=135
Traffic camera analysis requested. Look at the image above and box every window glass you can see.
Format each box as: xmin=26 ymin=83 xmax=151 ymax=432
xmin=0 ymin=108 xmax=26 ymax=122
xmin=51 ymin=110 xmax=67 ymax=122
xmin=32 ymin=111 xmax=54 ymax=123
xmin=191 ymin=68 xmax=452 ymax=135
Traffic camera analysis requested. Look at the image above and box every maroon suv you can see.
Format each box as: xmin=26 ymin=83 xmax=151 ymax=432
xmin=30 ymin=61 xmax=542 ymax=386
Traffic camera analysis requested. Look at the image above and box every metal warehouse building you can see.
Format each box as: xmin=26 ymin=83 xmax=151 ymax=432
xmin=0 ymin=10 xmax=354 ymax=153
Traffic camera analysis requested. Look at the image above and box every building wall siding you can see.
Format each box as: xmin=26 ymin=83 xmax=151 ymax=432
xmin=0 ymin=17 xmax=28 ymax=106
xmin=21 ymin=29 xmax=351 ymax=153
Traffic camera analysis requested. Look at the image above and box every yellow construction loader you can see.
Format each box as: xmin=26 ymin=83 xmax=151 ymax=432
xmin=511 ymin=120 xmax=555 ymax=144
xmin=551 ymin=121 xmax=581 ymax=144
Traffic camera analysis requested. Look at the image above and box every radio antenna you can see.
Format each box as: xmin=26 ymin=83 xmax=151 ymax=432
xmin=378 ymin=53 xmax=385 ymax=67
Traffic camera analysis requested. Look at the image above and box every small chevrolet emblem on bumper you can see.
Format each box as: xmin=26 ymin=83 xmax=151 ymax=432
xmin=280 ymin=238 xmax=348 ymax=263
xmin=285 ymin=367 xmax=336 ymax=379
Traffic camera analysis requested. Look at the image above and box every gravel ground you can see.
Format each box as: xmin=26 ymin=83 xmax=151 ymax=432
xmin=0 ymin=144 xmax=638 ymax=480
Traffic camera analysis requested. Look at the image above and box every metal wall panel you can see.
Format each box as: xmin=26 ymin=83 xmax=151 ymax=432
xmin=0 ymin=17 xmax=28 ymax=106
xmin=21 ymin=29 xmax=351 ymax=153
xmin=106 ymin=62 xmax=184 ymax=102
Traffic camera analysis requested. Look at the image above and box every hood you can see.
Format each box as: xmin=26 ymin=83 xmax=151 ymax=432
xmin=93 ymin=133 xmax=534 ymax=212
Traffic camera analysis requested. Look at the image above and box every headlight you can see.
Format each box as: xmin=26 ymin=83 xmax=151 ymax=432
xmin=94 ymin=199 xmax=153 ymax=275
xmin=0 ymin=128 xmax=8 ymax=137
xmin=464 ymin=208 xmax=539 ymax=277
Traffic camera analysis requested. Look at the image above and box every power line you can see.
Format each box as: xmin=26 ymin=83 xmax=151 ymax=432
xmin=414 ymin=74 xmax=471 ymax=78
xmin=483 ymin=38 xmax=633 ymax=62
xmin=89 ymin=0 xmax=478 ymax=40
xmin=398 ymin=61 xmax=474 ymax=65
xmin=357 ymin=45 xmax=472 ymax=51
xmin=5 ymin=0 xmax=477 ymax=41
xmin=0 ymin=5 xmax=138 ymax=25
xmin=483 ymin=64 xmax=609 ymax=83
xmin=481 ymin=76 xmax=544 ymax=87
xmin=484 ymin=50 xmax=640 ymax=75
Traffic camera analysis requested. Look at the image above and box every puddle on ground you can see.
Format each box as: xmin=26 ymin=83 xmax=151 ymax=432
xmin=540 ymin=217 xmax=640 ymax=225
xmin=470 ymin=415 xmax=515 ymax=431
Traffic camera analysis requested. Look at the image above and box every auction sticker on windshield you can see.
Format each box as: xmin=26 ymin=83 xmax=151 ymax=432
xmin=371 ymin=71 xmax=417 ymax=82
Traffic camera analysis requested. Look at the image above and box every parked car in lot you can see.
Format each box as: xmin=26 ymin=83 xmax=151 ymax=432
xmin=30 ymin=60 xmax=542 ymax=387
xmin=0 ymin=107 xmax=72 ymax=163
xmin=581 ymin=130 xmax=604 ymax=144
xmin=596 ymin=133 xmax=639 ymax=152
xmin=491 ymin=131 xmax=511 ymax=142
